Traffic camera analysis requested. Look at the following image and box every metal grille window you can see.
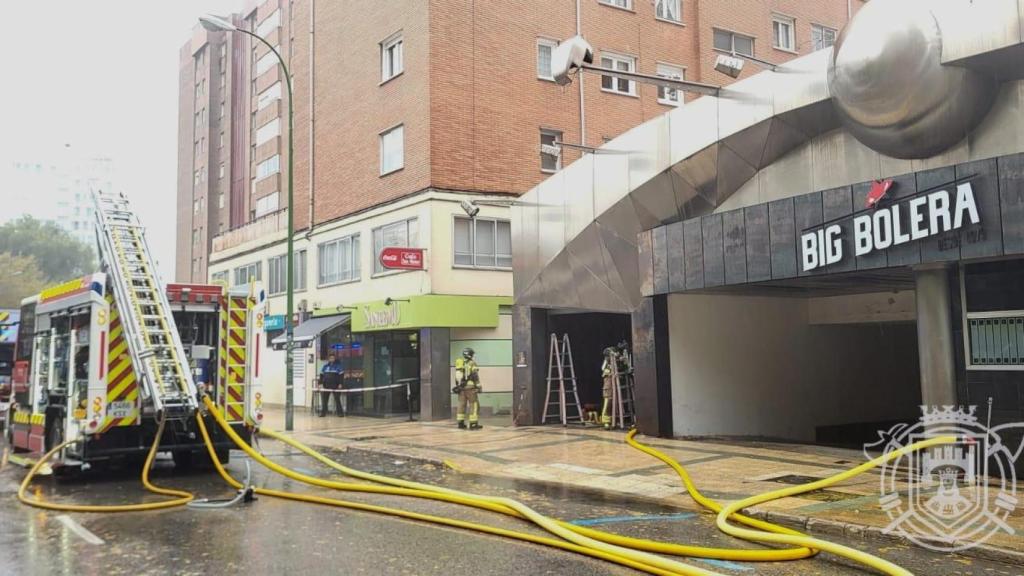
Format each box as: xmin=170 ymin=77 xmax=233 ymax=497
xmin=812 ymin=24 xmax=837 ymax=51
xmin=968 ymin=315 xmax=1024 ymax=366
xmin=233 ymin=262 xmax=261 ymax=287
xmin=373 ymin=218 xmax=418 ymax=273
xmin=454 ymin=216 xmax=512 ymax=269
xmin=318 ymin=234 xmax=361 ymax=285
xmin=268 ymin=250 xmax=307 ymax=295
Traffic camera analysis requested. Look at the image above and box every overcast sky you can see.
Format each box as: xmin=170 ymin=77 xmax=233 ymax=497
xmin=1 ymin=0 xmax=241 ymax=280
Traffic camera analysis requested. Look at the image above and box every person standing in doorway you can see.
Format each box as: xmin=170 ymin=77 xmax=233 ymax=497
xmin=454 ymin=347 xmax=482 ymax=429
xmin=319 ymin=353 xmax=344 ymax=417
xmin=600 ymin=347 xmax=617 ymax=430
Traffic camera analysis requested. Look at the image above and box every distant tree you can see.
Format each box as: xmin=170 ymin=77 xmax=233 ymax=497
xmin=0 ymin=216 xmax=96 ymax=282
xmin=0 ymin=252 xmax=47 ymax=308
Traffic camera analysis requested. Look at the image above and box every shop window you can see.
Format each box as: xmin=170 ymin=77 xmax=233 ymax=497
xmin=962 ymin=262 xmax=1024 ymax=369
xmin=454 ymin=216 xmax=512 ymax=268
xmin=373 ymin=217 xmax=418 ymax=273
xmin=318 ymin=234 xmax=361 ymax=285
xmin=268 ymin=250 xmax=307 ymax=295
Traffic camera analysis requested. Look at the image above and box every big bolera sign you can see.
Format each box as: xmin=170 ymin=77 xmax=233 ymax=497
xmin=801 ymin=179 xmax=980 ymax=272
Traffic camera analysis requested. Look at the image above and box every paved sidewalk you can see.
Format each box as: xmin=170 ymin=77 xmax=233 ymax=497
xmin=260 ymin=405 xmax=1024 ymax=563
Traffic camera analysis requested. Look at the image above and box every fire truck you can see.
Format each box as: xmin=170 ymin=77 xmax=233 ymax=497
xmin=0 ymin=309 xmax=19 ymax=430
xmin=2 ymin=192 xmax=265 ymax=472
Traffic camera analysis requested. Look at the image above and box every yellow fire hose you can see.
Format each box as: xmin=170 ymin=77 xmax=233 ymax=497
xmin=199 ymin=396 xmax=719 ymax=576
xmin=261 ymin=426 xmax=815 ymax=561
xmin=193 ymin=408 xmax=681 ymax=576
xmin=17 ymin=415 xmax=194 ymax=512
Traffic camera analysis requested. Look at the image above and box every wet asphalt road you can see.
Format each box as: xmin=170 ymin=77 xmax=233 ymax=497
xmin=0 ymin=440 xmax=1020 ymax=576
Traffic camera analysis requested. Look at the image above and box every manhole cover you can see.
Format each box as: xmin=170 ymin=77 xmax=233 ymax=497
xmin=767 ymin=474 xmax=822 ymax=485
xmin=763 ymin=474 xmax=863 ymax=502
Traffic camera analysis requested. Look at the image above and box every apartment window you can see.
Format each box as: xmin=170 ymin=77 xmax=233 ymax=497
xmin=255 ymin=9 xmax=280 ymax=37
xmin=219 ymin=101 xmax=225 ymax=118
xmin=600 ymin=53 xmax=636 ymax=95
xmin=193 ymin=199 xmax=200 ymax=214
xmin=256 ymin=154 xmax=281 ymax=180
xmin=193 ymin=170 xmax=200 ymax=187
xmin=219 ymin=162 xmax=225 ymax=179
xmin=540 ymin=129 xmax=561 ymax=173
xmin=254 ymin=192 xmax=279 ymax=217
xmin=713 ymin=29 xmax=754 ymax=57
xmin=379 ymin=124 xmax=404 ymax=175
xmin=318 ymin=234 xmax=361 ymax=285
xmin=655 ymin=0 xmax=681 ymax=22
xmin=218 ymin=192 xmax=225 ymax=209
xmin=772 ymin=15 xmax=796 ymax=51
xmin=598 ymin=0 xmax=632 ymax=9
xmin=812 ymin=24 xmax=837 ymax=51
xmin=233 ymin=262 xmax=262 ymax=287
xmin=255 ymin=48 xmax=279 ymax=76
xmin=380 ymin=32 xmax=404 ymax=82
xmin=211 ymin=270 xmax=229 ymax=285
xmin=257 ymin=82 xmax=282 ymax=111
xmin=201 ymin=166 xmax=207 ymax=183
xmin=219 ymin=72 xmax=226 ymax=92
xmin=194 ymin=83 xmax=201 ymax=99
xmin=454 ymin=216 xmax=512 ymax=268
xmin=656 ymin=63 xmax=684 ymax=106
xmin=268 ymin=250 xmax=307 ymax=294
xmin=255 ymin=119 xmax=280 ymax=146
xmin=219 ymin=131 xmax=224 ymax=149
xmin=373 ymin=218 xmax=418 ymax=273
xmin=537 ymin=38 xmax=558 ymax=80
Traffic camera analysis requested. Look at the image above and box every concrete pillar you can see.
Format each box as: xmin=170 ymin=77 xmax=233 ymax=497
xmin=419 ymin=327 xmax=451 ymax=421
xmin=512 ymin=305 xmax=548 ymax=426
xmin=631 ymin=295 xmax=673 ymax=437
xmin=915 ymin=266 xmax=958 ymax=407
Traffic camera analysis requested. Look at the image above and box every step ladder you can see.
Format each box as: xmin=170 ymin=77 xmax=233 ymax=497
xmin=92 ymin=191 xmax=198 ymax=419
xmin=611 ymin=348 xmax=636 ymax=429
xmin=542 ymin=333 xmax=584 ymax=426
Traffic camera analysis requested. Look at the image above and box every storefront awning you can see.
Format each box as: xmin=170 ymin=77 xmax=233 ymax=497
xmin=271 ymin=314 xmax=350 ymax=345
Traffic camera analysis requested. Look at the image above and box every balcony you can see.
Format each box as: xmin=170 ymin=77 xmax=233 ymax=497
xmin=212 ymin=208 xmax=288 ymax=253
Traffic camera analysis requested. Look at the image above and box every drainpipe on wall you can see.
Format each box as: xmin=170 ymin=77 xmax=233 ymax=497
xmin=576 ymin=0 xmax=586 ymax=149
xmin=305 ymin=0 xmax=316 ymax=239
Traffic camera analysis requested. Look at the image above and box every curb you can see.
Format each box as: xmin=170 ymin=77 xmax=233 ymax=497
xmin=746 ymin=508 xmax=1024 ymax=565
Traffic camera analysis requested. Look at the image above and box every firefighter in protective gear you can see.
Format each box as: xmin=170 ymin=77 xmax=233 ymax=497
xmin=454 ymin=347 xmax=482 ymax=429
xmin=600 ymin=347 xmax=617 ymax=430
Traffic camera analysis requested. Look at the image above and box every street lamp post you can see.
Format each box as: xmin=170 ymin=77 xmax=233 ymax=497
xmin=201 ymin=15 xmax=297 ymax=431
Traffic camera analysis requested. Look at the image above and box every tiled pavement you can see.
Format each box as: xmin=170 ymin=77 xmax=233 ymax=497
xmin=260 ymin=406 xmax=1024 ymax=562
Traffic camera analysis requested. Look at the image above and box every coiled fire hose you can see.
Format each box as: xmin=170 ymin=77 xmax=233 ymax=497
xmin=18 ymin=414 xmax=194 ymax=512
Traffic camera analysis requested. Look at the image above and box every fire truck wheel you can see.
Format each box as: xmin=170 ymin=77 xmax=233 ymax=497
xmin=45 ymin=417 xmax=64 ymax=452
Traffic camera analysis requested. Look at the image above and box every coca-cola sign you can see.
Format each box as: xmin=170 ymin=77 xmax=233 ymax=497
xmin=379 ymin=247 xmax=425 ymax=270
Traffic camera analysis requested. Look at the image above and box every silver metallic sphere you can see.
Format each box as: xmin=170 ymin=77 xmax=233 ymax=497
xmin=827 ymin=0 xmax=997 ymax=160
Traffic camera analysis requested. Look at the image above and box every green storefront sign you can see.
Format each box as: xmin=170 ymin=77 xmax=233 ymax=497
xmin=313 ymin=295 xmax=511 ymax=332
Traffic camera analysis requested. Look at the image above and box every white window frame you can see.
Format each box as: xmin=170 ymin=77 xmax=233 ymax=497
xmin=655 ymin=0 xmax=682 ymax=23
xmin=257 ymin=82 xmax=282 ymax=111
xmin=317 ymin=234 xmax=361 ymax=286
xmin=598 ymin=0 xmax=632 ymax=10
xmin=255 ymin=119 xmax=280 ymax=146
xmin=233 ymin=262 xmax=262 ymax=287
xmin=254 ymin=192 xmax=279 ymax=217
xmin=811 ymin=23 xmax=838 ymax=51
xmin=268 ymin=250 xmax=307 ymax=295
xmin=772 ymin=14 xmax=796 ymax=52
xmin=453 ymin=216 xmax=512 ymax=269
xmin=380 ymin=32 xmax=404 ymax=82
xmin=536 ymin=38 xmax=559 ymax=81
xmin=540 ymin=129 xmax=562 ymax=173
xmin=599 ymin=52 xmax=637 ymax=96
xmin=210 ymin=270 xmax=229 ymax=285
xmin=379 ymin=124 xmax=405 ymax=176
xmin=713 ymin=28 xmax=755 ymax=57
xmin=373 ymin=218 xmax=418 ymax=274
xmin=255 ymin=47 xmax=279 ymax=76
xmin=656 ymin=63 xmax=685 ymax=106
xmin=255 ymin=9 xmax=280 ymax=38
xmin=219 ymin=162 xmax=225 ymax=179
xmin=255 ymin=154 xmax=281 ymax=181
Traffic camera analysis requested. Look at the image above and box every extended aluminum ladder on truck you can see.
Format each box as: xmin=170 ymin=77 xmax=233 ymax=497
xmin=92 ymin=191 xmax=198 ymax=420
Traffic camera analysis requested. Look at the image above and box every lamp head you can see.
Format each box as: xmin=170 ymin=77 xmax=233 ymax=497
xmin=714 ymin=54 xmax=745 ymax=79
xmin=459 ymin=199 xmax=481 ymax=218
xmin=199 ymin=15 xmax=237 ymax=32
xmin=551 ymin=35 xmax=594 ymax=86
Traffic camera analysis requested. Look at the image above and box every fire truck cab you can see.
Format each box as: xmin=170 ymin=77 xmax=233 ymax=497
xmin=4 ymin=275 xmax=265 ymax=471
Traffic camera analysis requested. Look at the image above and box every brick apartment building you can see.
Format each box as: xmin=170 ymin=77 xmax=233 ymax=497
xmin=175 ymin=0 xmax=860 ymax=419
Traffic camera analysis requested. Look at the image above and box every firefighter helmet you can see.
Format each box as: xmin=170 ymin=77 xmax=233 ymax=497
xmin=462 ymin=347 xmax=475 ymax=359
